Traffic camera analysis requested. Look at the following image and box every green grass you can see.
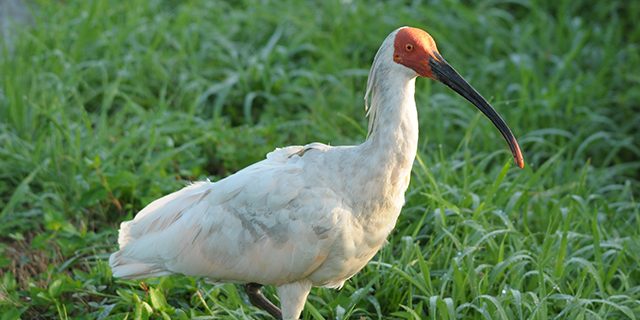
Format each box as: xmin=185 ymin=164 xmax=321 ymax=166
xmin=1 ymin=0 xmax=639 ymax=319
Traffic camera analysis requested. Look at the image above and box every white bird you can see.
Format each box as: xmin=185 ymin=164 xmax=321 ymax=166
xmin=109 ymin=26 xmax=524 ymax=319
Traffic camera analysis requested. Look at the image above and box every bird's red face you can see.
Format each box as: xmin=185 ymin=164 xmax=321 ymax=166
xmin=393 ymin=27 xmax=525 ymax=169
xmin=393 ymin=27 xmax=441 ymax=79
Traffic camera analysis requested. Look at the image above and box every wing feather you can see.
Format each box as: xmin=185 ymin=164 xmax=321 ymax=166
xmin=110 ymin=143 xmax=342 ymax=284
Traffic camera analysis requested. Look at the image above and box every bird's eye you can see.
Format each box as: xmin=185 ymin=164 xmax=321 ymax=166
xmin=405 ymin=44 xmax=414 ymax=51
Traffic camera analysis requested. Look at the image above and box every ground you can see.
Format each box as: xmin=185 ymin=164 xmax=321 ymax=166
xmin=0 ymin=0 xmax=639 ymax=319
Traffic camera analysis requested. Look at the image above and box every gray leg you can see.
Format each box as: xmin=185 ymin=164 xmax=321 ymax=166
xmin=244 ymin=283 xmax=282 ymax=319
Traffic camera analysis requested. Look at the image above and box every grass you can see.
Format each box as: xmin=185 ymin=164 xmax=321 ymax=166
xmin=0 ymin=0 xmax=639 ymax=319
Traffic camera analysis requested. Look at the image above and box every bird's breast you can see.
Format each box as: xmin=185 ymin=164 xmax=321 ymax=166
xmin=307 ymin=175 xmax=409 ymax=287
xmin=300 ymin=145 xmax=414 ymax=287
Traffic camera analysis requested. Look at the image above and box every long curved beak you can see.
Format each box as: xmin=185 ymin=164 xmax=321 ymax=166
xmin=429 ymin=54 xmax=525 ymax=169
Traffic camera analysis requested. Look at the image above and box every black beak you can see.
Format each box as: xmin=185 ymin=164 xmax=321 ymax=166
xmin=429 ymin=54 xmax=524 ymax=169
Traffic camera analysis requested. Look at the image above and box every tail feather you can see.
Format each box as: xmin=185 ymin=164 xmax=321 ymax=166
xmin=109 ymin=250 xmax=170 ymax=279
xmin=117 ymin=181 xmax=213 ymax=248
xmin=110 ymin=181 xmax=215 ymax=279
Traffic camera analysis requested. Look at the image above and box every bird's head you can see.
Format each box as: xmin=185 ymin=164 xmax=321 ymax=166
xmin=392 ymin=27 xmax=525 ymax=169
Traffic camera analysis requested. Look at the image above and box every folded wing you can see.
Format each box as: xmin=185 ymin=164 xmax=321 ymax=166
xmin=109 ymin=143 xmax=342 ymax=285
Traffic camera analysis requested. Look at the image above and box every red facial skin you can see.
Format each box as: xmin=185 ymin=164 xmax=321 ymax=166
xmin=393 ymin=27 xmax=525 ymax=169
xmin=393 ymin=27 xmax=441 ymax=79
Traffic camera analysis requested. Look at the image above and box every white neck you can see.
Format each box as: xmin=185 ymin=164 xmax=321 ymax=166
xmin=364 ymin=75 xmax=418 ymax=154
xmin=360 ymin=68 xmax=419 ymax=187
xmin=355 ymin=34 xmax=420 ymax=208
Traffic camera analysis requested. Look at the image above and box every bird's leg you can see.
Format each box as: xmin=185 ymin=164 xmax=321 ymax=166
xmin=244 ymin=283 xmax=282 ymax=319
xmin=276 ymin=280 xmax=312 ymax=320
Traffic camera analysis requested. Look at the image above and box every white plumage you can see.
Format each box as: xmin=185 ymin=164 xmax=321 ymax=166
xmin=110 ymin=26 xmax=523 ymax=319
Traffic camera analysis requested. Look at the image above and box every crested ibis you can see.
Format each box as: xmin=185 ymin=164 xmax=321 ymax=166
xmin=109 ymin=26 xmax=524 ymax=319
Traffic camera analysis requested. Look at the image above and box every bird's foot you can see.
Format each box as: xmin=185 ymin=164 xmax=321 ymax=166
xmin=244 ymin=283 xmax=282 ymax=319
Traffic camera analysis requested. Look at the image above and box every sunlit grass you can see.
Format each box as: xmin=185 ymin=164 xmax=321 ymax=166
xmin=0 ymin=0 xmax=638 ymax=319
